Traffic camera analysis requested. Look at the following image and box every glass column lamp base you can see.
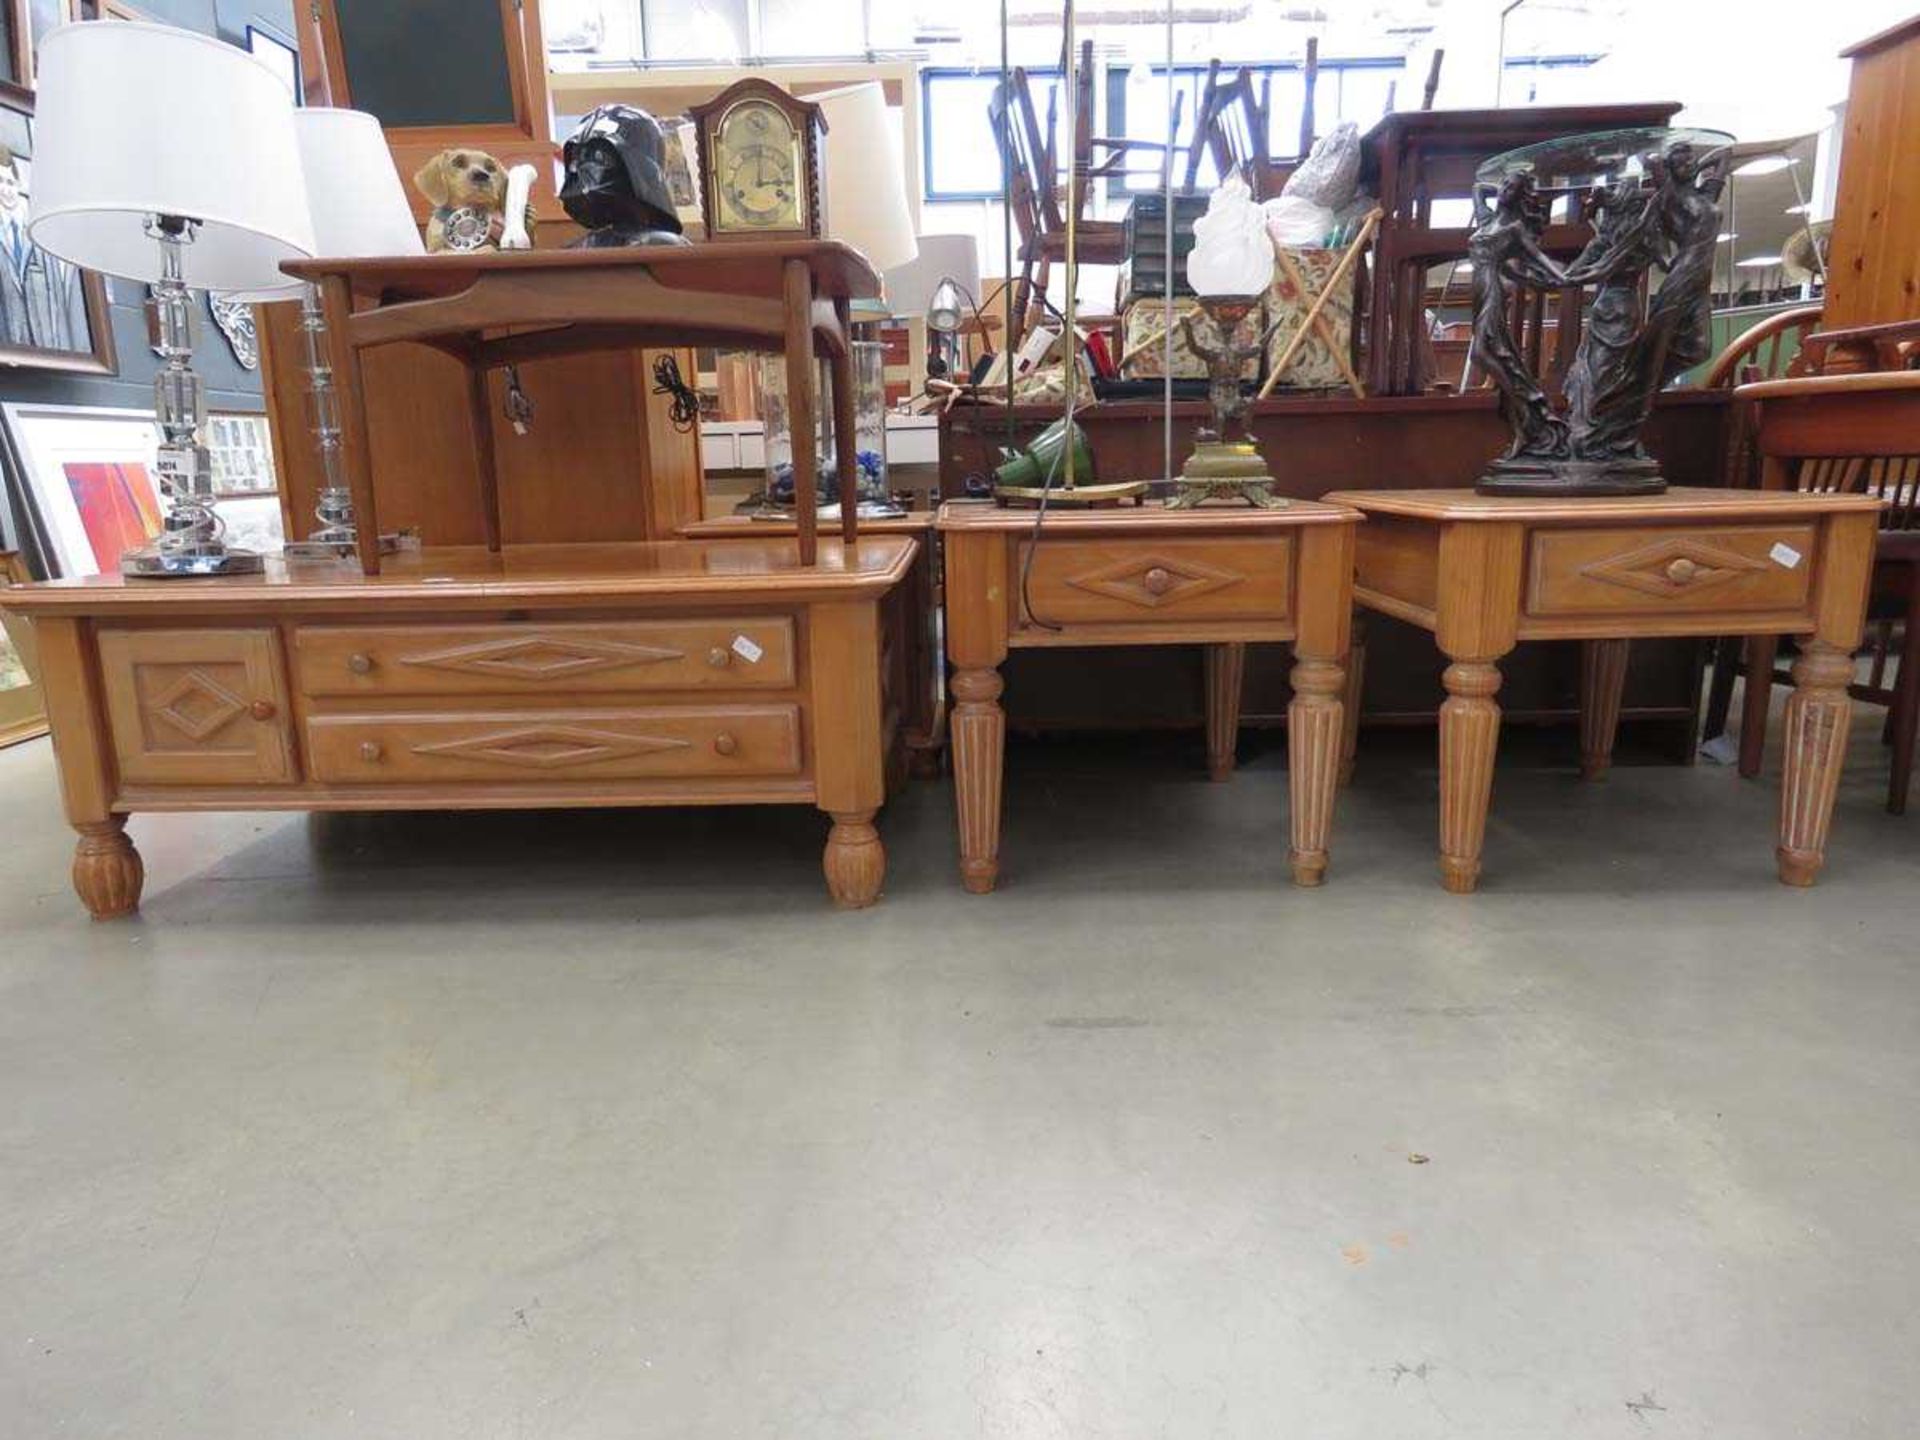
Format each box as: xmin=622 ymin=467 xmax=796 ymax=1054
xmin=125 ymin=215 xmax=267 ymax=578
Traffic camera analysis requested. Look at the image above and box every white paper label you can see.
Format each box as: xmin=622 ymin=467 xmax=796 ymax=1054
xmin=730 ymin=634 xmax=764 ymax=664
xmin=1769 ymin=542 xmax=1803 ymax=569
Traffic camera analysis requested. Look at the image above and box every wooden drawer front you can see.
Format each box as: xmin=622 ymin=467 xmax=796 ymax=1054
xmin=306 ymin=705 xmax=803 ymax=785
xmin=294 ymin=618 xmax=796 ymax=697
xmin=98 ymin=628 xmax=295 ymax=786
xmin=1015 ymin=536 xmax=1293 ymax=628
xmin=1526 ymin=525 xmax=1817 ymax=618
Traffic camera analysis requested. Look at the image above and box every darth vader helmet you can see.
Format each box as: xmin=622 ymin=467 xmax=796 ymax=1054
xmin=559 ymin=104 xmax=688 ymax=247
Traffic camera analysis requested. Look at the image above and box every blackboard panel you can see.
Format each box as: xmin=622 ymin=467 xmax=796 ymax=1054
xmin=334 ymin=0 xmax=517 ymax=130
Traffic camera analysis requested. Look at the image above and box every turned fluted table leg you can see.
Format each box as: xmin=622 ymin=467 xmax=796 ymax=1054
xmin=1438 ymin=659 xmax=1503 ymax=894
xmin=823 ymin=809 xmax=885 ymax=908
xmin=1339 ymin=614 xmax=1366 ymax=787
xmin=950 ymin=666 xmax=1006 ymax=893
xmin=1777 ymin=641 xmax=1854 ymax=886
xmin=1578 ymin=638 xmax=1630 ymax=780
xmin=1288 ymin=653 xmax=1345 ymax=886
xmin=74 ymin=817 xmax=143 ymax=920
xmin=1203 ymin=642 xmax=1246 ymax=782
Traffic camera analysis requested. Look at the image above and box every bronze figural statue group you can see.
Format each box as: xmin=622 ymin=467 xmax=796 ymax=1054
xmin=1471 ymin=137 xmax=1728 ymax=496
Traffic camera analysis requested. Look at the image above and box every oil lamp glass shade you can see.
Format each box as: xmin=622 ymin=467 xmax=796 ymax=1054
xmin=814 ymin=81 xmax=917 ymax=272
xmin=926 ymin=278 xmax=968 ymax=333
xmin=1186 ymin=179 xmax=1275 ymax=297
xmin=28 ymin=21 xmax=314 ymax=292
xmin=224 ymin=107 xmax=424 ymax=301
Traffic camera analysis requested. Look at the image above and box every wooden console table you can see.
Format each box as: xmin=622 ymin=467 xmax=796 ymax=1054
xmin=1324 ymin=487 xmax=1881 ymax=891
xmin=3 ymin=538 xmax=916 ymax=916
xmin=283 ymin=242 xmax=879 ymax=574
xmin=937 ymin=500 xmax=1360 ymax=891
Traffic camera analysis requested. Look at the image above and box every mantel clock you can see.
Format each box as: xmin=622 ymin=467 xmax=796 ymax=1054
xmin=687 ymin=78 xmax=826 ymax=242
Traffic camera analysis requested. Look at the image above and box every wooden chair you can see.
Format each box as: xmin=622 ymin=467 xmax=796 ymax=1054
xmin=1068 ymin=39 xmax=1185 ymax=195
xmin=988 ymin=63 xmax=1127 ymax=352
xmin=1698 ymin=304 xmax=1827 ymax=742
xmin=1725 ymin=369 xmax=1920 ymax=813
xmin=1184 ymin=61 xmax=1274 ymax=197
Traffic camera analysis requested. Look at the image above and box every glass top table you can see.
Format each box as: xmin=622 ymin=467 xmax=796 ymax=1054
xmin=1474 ymin=125 xmax=1735 ymax=193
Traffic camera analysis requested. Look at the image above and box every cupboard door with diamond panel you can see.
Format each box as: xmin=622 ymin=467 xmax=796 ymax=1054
xmin=97 ymin=629 xmax=296 ymax=786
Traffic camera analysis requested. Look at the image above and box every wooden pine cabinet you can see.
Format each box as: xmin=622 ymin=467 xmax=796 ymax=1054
xmin=97 ymin=628 xmax=296 ymax=787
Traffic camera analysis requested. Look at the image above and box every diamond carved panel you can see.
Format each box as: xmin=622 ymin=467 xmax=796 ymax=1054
xmin=1060 ymin=552 xmax=1247 ymax=610
xmin=410 ymin=724 xmax=690 ymax=771
xmin=399 ymin=635 xmax=686 ymax=682
xmin=1578 ymin=536 xmax=1771 ymax=600
xmin=150 ymin=668 xmax=246 ymax=742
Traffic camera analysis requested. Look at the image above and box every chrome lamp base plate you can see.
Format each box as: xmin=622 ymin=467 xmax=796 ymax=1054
xmin=283 ymin=531 xmax=408 ymax=561
xmin=121 ymin=544 xmax=265 ymax=579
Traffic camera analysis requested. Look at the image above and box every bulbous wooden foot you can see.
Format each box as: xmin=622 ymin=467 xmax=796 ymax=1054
xmin=823 ymin=810 xmax=885 ymax=909
xmin=73 ymin=818 xmax=143 ymax=920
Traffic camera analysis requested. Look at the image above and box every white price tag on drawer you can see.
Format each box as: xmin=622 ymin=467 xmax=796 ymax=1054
xmin=1769 ymin=542 xmax=1803 ymax=569
xmin=730 ymin=634 xmax=765 ymax=664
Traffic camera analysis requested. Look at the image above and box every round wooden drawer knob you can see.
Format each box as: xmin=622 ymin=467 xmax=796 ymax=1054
xmin=712 ymin=732 xmax=739 ymax=757
xmin=1143 ymin=567 xmax=1173 ymax=595
xmin=347 ymin=652 xmax=375 ymax=675
xmin=707 ymin=647 xmax=731 ymax=669
xmin=1666 ymin=558 xmax=1699 ymax=585
xmin=249 ymin=699 xmax=277 ymax=721
xmin=359 ymin=741 xmax=383 ymax=763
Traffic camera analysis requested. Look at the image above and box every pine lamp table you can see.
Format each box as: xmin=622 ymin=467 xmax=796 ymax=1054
xmin=937 ymin=499 xmax=1360 ymax=891
xmin=2 ymin=537 xmax=916 ymax=917
xmin=1322 ymin=487 xmax=1882 ymax=891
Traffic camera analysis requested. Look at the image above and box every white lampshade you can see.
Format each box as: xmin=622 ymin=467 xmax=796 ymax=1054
xmin=883 ymin=233 xmax=980 ymax=321
xmin=28 ymin=21 xmax=314 ymax=293
xmin=225 ymin=108 xmax=423 ymax=300
xmin=814 ymin=82 xmax=917 ymax=274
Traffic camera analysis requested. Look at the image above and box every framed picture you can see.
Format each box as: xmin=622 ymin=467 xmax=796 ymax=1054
xmin=1 ymin=402 xmax=284 ymax=577
xmin=206 ymin=412 xmax=278 ymax=497
xmin=246 ymin=23 xmax=299 ymax=103
xmin=0 ymin=547 xmax=46 ymax=747
xmin=0 ymin=89 xmax=117 ymax=375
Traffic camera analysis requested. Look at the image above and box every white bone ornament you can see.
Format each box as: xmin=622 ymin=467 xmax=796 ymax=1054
xmin=500 ymin=164 xmax=537 ymax=250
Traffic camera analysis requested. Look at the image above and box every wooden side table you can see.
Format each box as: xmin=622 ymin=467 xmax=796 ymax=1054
xmin=937 ymin=500 xmax=1361 ymax=891
xmin=283 ymin=242 xmax=880 ymax=575
xmin=1323 ymin=487 xmax=1882 ymax=891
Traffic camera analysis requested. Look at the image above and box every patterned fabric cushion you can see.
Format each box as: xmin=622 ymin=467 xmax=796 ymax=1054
xmin=1261 ymin=246 xmax=1355 ymax=392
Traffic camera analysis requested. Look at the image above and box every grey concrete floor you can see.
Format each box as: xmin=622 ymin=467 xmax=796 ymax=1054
xmin=1 ymin=712 xmax=1916 ymax=1439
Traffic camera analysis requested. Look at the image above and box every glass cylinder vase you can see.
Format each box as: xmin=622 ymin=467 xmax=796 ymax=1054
xmin=759 ymin=355 xmax=833 ymax=511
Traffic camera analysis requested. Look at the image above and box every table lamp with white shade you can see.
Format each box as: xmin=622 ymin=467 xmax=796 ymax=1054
xmin=224 ymin=107 xmax=424 ymax=560
xmin=813 ymin=81 xmax=917 ymax=278
xmin=29 ymin=21 xmax=314 ymax=577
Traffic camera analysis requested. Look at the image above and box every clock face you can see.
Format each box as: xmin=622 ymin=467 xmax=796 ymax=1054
xmin=712 ymin=98 xmax=806 ymax=232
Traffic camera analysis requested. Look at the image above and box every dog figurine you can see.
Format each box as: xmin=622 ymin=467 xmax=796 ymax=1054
xmin=413 ymin=147 xmax=537 ymax=253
